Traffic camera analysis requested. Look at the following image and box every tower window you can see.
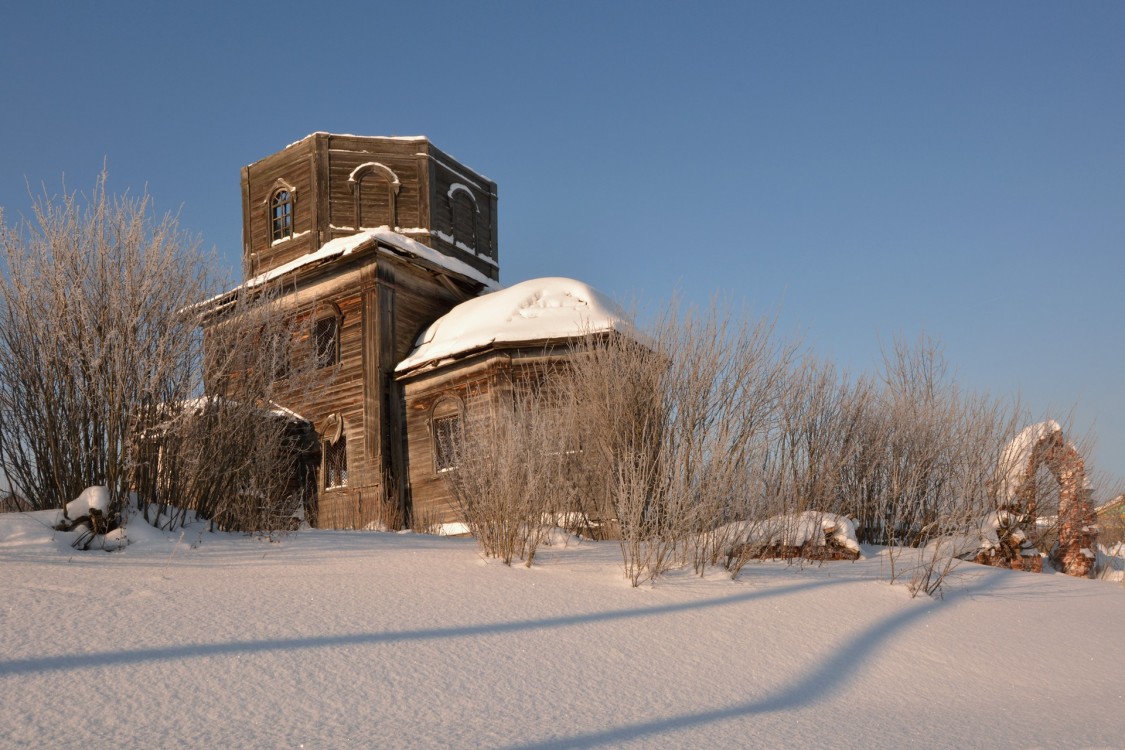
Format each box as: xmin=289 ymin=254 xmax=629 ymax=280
xmin=447 ymin=184 xmax=479 ymax=253
xmin=349 ymin=162 xmax=400 ymax=230
xmin=270 ymin=189 xmax=294 ymax=242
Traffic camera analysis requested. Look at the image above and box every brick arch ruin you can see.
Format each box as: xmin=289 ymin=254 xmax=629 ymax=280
xmin=1001 ymin=421 xmax=1096 ymax=577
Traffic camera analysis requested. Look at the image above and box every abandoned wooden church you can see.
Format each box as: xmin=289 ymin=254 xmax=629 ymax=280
xmin=205 ymin=133 xmax=622 ymax=529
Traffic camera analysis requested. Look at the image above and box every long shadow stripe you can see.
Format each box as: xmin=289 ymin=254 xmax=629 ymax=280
xmin=0 ymin=576 xmax=849 ymax=676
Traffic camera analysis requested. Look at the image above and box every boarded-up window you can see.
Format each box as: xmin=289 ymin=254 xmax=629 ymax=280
xmin=314 ymin=315 xmax=339 ymax=368
xmin=324 ymin=435 xmax=348 ymax=488
xmin=450 ymin=191 xmax=477 ymax=250
xmin=270 ymin=189 xmax=293 ymax=242
xmin=351 ymin=163 xmax=399 ymax=230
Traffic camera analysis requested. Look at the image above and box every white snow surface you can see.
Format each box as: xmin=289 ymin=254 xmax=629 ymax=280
xmin=2 ymin=511 xmax=1124 ymax=749
xmin=397 ymin=277 xmax=628 ymax=373
xmin=999 ymin=420 xmax=1062 ymax=501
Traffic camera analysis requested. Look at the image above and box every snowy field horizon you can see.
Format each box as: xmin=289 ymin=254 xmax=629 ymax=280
xmin=3 ymin=510 xmax=1124 ymax=749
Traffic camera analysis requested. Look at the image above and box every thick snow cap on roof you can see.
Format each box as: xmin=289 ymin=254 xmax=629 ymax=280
xmin=396 ymin=277 xmax=627 ymax=373
xmin=245 ymin=227 xmax=498 ymax=290
xmin=194 ymin=228 xmax=499 ymax=313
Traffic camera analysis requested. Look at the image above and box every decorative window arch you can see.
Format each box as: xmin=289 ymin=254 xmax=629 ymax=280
xmin=313 ymin=302 xmax=341 ymax=369
xmin=349 ymin=162 xmax=400 ymax=229
xmin=266 ymin=179 xmax=296 ymax=243
xmin=321 ymin=413 xmax=348 ymax=489
xmin=447 ymin=183 xmax=479 ymax=252
xmin=430 ymin=395 xmax=465 ymax=473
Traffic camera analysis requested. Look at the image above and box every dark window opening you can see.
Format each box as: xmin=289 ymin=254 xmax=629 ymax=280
xmin=314 ymin=316 xmax=339 ymax=368
xmin=324 ymin=435 xmax=348 ymax=488
xmin=270 ymin=331 xmax=289 ymax=381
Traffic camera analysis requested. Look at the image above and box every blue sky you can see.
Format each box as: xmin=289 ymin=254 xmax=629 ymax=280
xmin=2 ymin=1 xmax=1123 ymax=485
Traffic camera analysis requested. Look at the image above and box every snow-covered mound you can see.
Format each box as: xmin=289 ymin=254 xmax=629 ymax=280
xmin=730 ymin=511 xmax=861 ymax=556
xmin=397 ymin=277 xmax=628 ymax=372
xmin=64 ymin=485 xmax=109 ymax=518
xmin=931 ymin=510 xmax=1042 ymax=561
xmin=977 ymin=510 xmax=1039 ymax=556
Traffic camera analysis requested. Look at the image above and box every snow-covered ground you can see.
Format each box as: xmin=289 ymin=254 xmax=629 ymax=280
xmin=2 ymin=511 xmax=1123 ymax=749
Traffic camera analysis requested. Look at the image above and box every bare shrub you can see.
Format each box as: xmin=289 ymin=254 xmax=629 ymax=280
xmin=138 ymin=285 xmax=323 ymax=533
xmin=443 ymin=376 xmax=577 ymax=566
xmin=0 ymin=176 xmax=214 ymax=528
xmin=0 ymin=175 xmax=323 ymax=538
xmin=858 ymin=336 xmax=1024 ymax=596
xmin=565 ymin=304 xmax=795 ymax=585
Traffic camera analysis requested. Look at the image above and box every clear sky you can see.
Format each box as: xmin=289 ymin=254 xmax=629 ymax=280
xmin=2 ymin=1 xmax=1123 ymax=486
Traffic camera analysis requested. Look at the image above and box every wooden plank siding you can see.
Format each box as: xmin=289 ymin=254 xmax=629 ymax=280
xmin=241 ymin=134 xmax=498 ymax=282
xmin=242 ymin=137 xmax=318 ymax=276
xmin=249 ymin=251 xmax=477 ymax=529
xmin=399 ymin=346 xmax=598 ymax=530
xmin=401 ymin=360 xmax=501 ymax=528
xmin=267 ymin=271 xmax=372 ymax=528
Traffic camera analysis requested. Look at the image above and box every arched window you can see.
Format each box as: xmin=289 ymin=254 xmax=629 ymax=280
xmin=322 ymin=414 xmax=348 ymax=489
xmin=313 ymin=304 xmax=341 ymax=369
xmin=325 ymin=435 xmax=348 ymax=488
xmin=447 ymin=184 xmax=478 ymax=251
xmin=349 ymin=162 xmax=400 ymax=229
xmin=269 ymin=188 xmax=294 ymax=242
xmin=431 ymin=396 xmax=465 ymax=473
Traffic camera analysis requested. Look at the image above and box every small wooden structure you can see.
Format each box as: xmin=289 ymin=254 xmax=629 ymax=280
xmin=395 ymin=278 xmax=626 ymax=527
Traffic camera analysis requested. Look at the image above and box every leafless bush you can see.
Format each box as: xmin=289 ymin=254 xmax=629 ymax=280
xmin=0 ymin=175 xmax=214 ymax=528
xmin=443 ymin=377 xmax=578 ymax=566
xmin=0 ymin=175 xmax=322 ymax=537
xmin=138 ymin=286 xmax=322 ymax=533
xmin=564 ymin=304 xmax=795 ymax=585
xmin=856 ymin=336 xmax=1024 ymax=596
xmin=435 ymin=290 xmax=1083 ymax=595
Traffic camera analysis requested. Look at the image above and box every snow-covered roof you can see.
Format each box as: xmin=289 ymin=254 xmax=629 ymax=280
xmin=396 ymin=277 xmax=628 ymax=374
xmin=197 ymin=228 xmax=498 ymax=313
xmin=246 ymin=227 xmax=497 ymax=290
xmin=282 ymin=132 xmax=428 ymax=151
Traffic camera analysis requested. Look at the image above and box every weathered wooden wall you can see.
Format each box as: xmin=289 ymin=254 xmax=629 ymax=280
xmin=241 ymin=134 xmax=499 ymax=283
xmin=401 ymin=356 xmax=504 ymax=528
xmin=241 ymin=137 xmax=318 ymax=277
xmin=248 ymin=250 xmax=472 ymax=529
